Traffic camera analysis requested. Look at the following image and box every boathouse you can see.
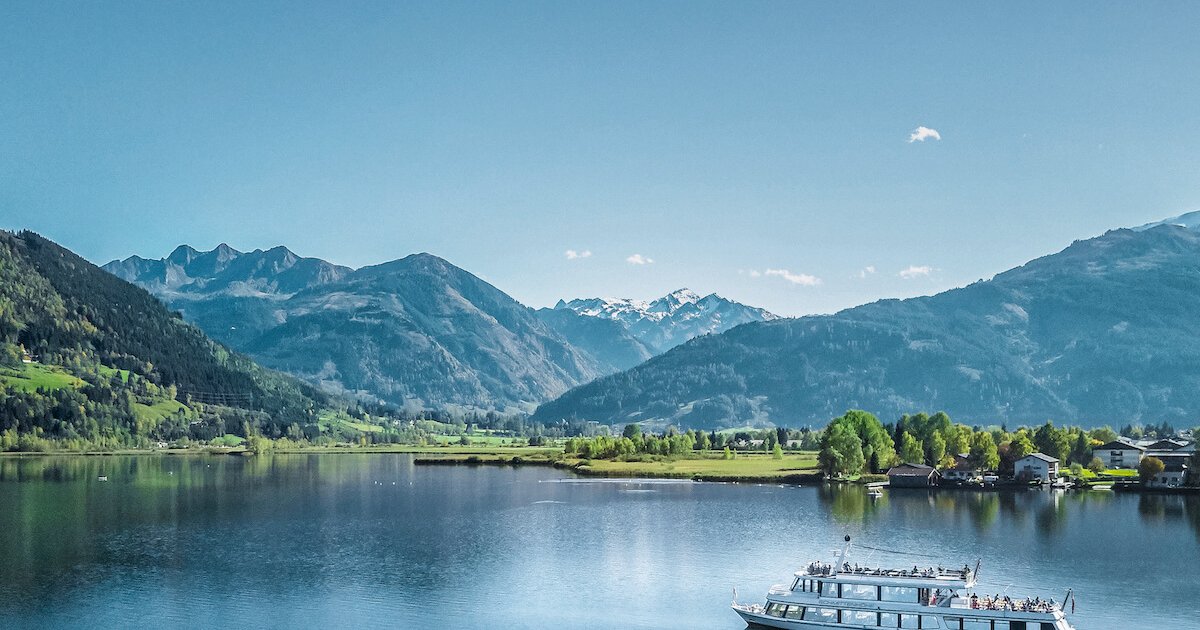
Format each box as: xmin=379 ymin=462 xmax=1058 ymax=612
xmin=885 ymin=463 xmax=940 ymax=488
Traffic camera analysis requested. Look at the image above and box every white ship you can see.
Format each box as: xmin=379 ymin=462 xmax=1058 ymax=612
xmin=733 ymin=537 xmax=1076 ymax=630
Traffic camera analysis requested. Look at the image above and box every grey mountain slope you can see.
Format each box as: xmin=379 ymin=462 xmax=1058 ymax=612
xmin=249 ymin=253 xmax=603 ymax=410
xmin=107 ymin=247 xmax=605 ymax=410
xmin=533 ymin=225 xmax=1200 ymax=429
xmin=533 ymin=308 xmax=655 ymax=372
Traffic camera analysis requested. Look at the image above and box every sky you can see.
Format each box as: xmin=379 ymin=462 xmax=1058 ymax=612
xmin=2 ymin=1 xmax=1200 ymax=317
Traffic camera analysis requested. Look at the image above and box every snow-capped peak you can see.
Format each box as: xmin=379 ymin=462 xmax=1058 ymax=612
xmin=1133 ymin=210 xmax=1200 ymax=232
xmin=553 ymin=289 xmax=776 ymax=353
xmin=648 ymin=288 xmax=701 ymax=314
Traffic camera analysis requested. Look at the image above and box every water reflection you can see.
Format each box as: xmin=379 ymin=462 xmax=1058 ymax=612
xmin=819 ymin=487 xmax=1009 ymax=532
xmin=1138 ymin=492 xmax=1200 ymax=540
xmin=1 ymin=455 xmax=1198 ymax=629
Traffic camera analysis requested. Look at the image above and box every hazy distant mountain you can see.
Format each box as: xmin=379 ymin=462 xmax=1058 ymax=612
xmin=533 ymin=222 xmax=1200 ymax=429
xmin=533 ymin=308 xmax=655 ymax=373
xmin=107 ymin=247 xmax=605 ymax=411
xmin=105 ymin=244 xmax=351 ymax=299
xmin=551 ymin=288 xmax=777 ymax=353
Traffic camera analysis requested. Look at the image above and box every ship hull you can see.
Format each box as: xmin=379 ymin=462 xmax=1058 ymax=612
xmin=733 ymin=608 xmax=836 ymax=629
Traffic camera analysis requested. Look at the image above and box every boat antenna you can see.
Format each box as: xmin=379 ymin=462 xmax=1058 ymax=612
xmin=968 ymin=558 xmax=980 ymax=587
xmin=1061 ymin=588 xmax=1073 ymax=613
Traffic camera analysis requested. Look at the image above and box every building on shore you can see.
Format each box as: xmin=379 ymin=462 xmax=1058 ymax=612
xmin=886 ymin=463 xmax=940 ymax=488
xmin=1142 ymin=449 xmax=1192 ymax=488
xmin=1093 ymin=439 xmax=1144 ymax=469
xmin=941 ymin=454 xmax=981 ymax=483
xmin=1014 ymin=453 xmax=1059 ymax=482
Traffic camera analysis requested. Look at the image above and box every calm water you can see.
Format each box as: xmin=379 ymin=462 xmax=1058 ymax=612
xmin=0 ymin=455 xmax=1197 ymax=629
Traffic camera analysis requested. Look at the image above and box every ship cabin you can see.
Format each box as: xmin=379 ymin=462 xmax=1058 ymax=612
xmin=756 ymin=563 xmax=1069 ymax=630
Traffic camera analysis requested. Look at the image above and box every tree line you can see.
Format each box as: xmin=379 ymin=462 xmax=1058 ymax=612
xmin=817 ymin=409 xmax=1192 ymax=478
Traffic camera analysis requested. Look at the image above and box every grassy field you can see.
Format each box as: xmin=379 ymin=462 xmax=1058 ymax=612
xmin=94 ymin=364 xmax=131 ymax=382
xmin=410 ymin=448 xmax=822 ymax=482
xmin=317 ymin=410 xmax=387 ymax=433
xmin=427 ymin=434 xmax=538 ymax=447
xmin=275 ymin=444 xmax=561 ymax=457
xmin=1072 ymin=468 xmax=1141 ymax=480
xmin=132 ymin=399 xmax=187 ymax=424
xmin=0 ymin=362 xmax=82 ymax=392
xmin=566 ymin=451 xmax=821 ymax=482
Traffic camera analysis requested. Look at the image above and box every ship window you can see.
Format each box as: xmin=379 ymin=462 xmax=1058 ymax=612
xmin=843 ymin=583 xmax=877 ymax=600
xmin=880 ymin=612 xmax=899 ymax=627
xmin=900 ymin=613 xmax=920 ymax=628
xmin=1041 ymin=625 xmax=1055 ymax=630
xmin=846 ymin=610 xmax=876 ymax=625
xmin=882 ymin=586 xmax=919 ymax=602
xmin=1008 ymin=623 xmax=1026 ymax=630
xmin=765 ymin=602 xmax=785 ymax=617
xmin=921 ymin=615 xmax=941 ymax=628
xmin=962 ymin=618 xmax=991 ymax=630
xmin=807 ymin=608 xmax=838 ymax=622
xmin=945 ymin=617 xmax=963 ymax=630
xmin=784 ymin=605 xmax=804 ymax=620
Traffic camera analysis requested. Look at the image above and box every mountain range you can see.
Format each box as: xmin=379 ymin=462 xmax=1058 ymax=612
xmin=533 ymin=218 xmax=1200 ymax=429
xmin=104 ymin=247 xmax=771 ymax=411
xmin=549 ymin=289 xmax=777 ymax=354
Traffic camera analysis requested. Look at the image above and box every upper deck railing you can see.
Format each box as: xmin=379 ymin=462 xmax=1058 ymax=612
xmin=804 ymin=562 xmax=973 ymax=582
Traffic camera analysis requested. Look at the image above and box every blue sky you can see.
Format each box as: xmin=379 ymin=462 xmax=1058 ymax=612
xmin=2 ymin=1 xmax=1199 ymax=316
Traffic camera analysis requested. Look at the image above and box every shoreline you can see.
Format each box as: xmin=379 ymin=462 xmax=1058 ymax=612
xmin=3 ymin=448 xmax=1198 ymax=493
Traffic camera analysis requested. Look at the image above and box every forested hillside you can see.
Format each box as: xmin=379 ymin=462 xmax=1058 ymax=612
xmin=534 ymin=225 xmax=1200 ymax=429
xmin=0 ymin=231 xmax=328 ymax=449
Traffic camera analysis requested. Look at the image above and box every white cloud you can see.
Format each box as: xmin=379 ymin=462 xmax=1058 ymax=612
xmin=626 ymin=254 xmax=654 ymax=265
xmin=748 ymin=269 xmax=762 ymax=278
xmin=857 ymin=265 xmax=877 ymax=279
xmin=764 ymin=268 xmax=821 ymax=286
xmin=564 ymin=249 xmax=592 ymax=260
xmin=908 ymin=126 xmax=942 ymax=143
xmin=898 ymin=265 xmax=934 ymax=279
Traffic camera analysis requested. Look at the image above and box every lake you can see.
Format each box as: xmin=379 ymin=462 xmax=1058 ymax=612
xmin=0 ymin=454 xmax=1196 ymax=629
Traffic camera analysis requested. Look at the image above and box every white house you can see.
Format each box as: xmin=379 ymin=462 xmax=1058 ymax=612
xmin=1014 ymin=453 xmax=1059 ymax=482
xmin=1142 ymin=447 xmax=1192 ymax=488
xmin=1093 ymin=439 xmax=1144 ymax=469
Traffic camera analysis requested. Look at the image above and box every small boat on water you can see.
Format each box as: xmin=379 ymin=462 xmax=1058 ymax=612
xmin=1049 ymin=478 xmax=1072 ymax=490
xmin=1089 ymin=484 xmax=1112 ymax=491
xmin=867 ymin=489 xmax=883 ymax=499
xmin=733 ymin=536 xmax=1077 ymax=630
